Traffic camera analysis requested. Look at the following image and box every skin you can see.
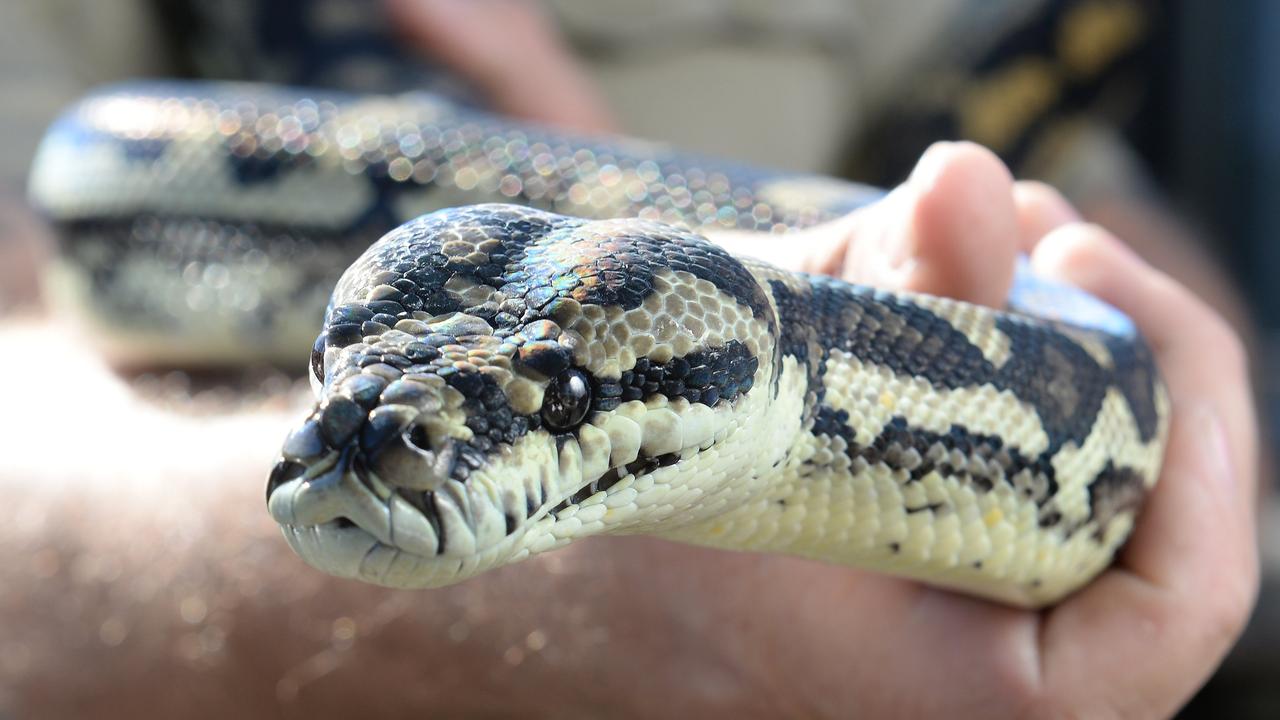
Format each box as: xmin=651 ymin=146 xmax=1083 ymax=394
xmin=0 ymin=142 xmax=1258 ymax=718
xmin=382 ymin=0 xmax=616 ymax=134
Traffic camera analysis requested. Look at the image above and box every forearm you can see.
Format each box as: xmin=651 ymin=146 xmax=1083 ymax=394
xmin=0 ymin=373 xmax=766 ymax=718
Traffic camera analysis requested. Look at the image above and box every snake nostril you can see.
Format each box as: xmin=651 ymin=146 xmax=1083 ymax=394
xmin=333 ymin=516 xmax=357 ymax=529
xmin=266 ymin=459 xmax=306 ymax=503
xmin=406 ymin=424 xmax=432 ymax=453
xmin=368 ymin=424 xmax=451 ymax=491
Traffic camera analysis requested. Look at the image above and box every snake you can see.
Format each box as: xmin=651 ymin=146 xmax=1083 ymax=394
xmin=29 ymin=81 xmax=1169 ymax=607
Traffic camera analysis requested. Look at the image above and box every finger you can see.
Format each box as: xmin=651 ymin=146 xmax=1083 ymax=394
xmin=385 ymin=0 xmax=615 ymax=133
xmin=836 ymin=141 xmax=1020 ymax=308
xmin=1012 ymin=180 xmax=1079 ymax=252
xmin=1030 ymin=225 xmax=1259 ymax=716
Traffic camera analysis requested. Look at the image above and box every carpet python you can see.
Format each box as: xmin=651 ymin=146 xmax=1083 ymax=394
xmin=29 ymin=81 xmax=1168 ymax=607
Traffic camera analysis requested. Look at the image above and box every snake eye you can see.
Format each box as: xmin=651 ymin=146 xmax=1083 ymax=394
xmin=310 ymin=332 xmax=327 ymax=385
xmin=542 ymin=369 xmax=592 ymax=430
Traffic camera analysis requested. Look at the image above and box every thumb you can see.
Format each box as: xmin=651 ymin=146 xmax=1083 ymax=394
xmin=833 ymin=141 xmax=1021 ymax=308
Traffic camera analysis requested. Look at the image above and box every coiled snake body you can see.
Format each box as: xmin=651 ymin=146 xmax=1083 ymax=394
xmin=30 ymin=81 xmax=1168 ymax=607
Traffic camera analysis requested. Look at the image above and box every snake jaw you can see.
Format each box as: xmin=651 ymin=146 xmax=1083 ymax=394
xmin=264 ymin=372 xmax=761 ymax=587
xmin=268 ymin=328 xmax=571 ymax=585
xmin=267 ymin=393 xmax=780 ymax=588
xmin=268 ymin=432 xmax=562 ymax=587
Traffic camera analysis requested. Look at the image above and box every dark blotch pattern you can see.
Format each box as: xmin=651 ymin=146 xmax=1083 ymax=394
xmin=772 ymin=274 xmax=1160 ymax=454
xmin=512 ymin=223 xmax=774 ymax=328
xmin=227 ymin=147 xmax=295 ymax=185
xmin=325 ymin=205 xmax=571 ymax=344
xmin=772 ymin=275 xmax=993 ymax=399
xmin=1085 ymin=461 xmax=1148 ymax=539
xmin=1103 ymin=334 xmax=1162 ymax=442
xmin=518 ymin=340 xmax=573 ymax=378
xmin=992 ymin=316 xmax=1110 ymax=452
xmin=807 ymin=408 xmax=1152 ymax=535
xmin=595 ymin=340 xmax=759 ymax=412
xmin=448 ymin=374 xmax=541 ymax=480
xmin=49 ymin=83 xmax=880 ymax=257
xmin=770 ymin=276 xmax=994 ymax=421
xmin=809 ymin=408 xmax=1060 ymax=513
xmin=55 ymin=217 xmax=368 ymax=338
xmin=810 ymin=405 xmax=859 ymax=455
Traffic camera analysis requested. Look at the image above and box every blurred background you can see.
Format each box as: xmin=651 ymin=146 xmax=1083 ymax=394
xmin=0 ymin=0 xmax=1275 ymax=716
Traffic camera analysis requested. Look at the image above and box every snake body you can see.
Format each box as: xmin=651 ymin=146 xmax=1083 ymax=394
xmin=30 ymin=81 xmax=1168 ymax=606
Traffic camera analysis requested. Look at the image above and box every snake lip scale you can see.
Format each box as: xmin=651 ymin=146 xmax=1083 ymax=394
xmin=31 ymin=82 xmax=1169 ymax=607
xmin=271 ymin=444 xmax=685 ymax=584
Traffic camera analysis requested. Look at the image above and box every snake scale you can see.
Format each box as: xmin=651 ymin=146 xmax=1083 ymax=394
xmin=29 ymin=81 xmax=1168 ymax=607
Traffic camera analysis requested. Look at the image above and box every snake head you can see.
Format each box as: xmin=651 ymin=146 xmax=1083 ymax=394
xmin=266 ymin=204 xmax=782 ymax=587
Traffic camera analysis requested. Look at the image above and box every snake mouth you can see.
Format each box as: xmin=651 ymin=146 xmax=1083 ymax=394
xmin=548 ymin=451 xmax=680 ymax=515
xmin=266 ymin=438 xmax=686 ymax=586
xmin=267 ymin=447 xmax=524 ymax=582
xmin=268 ymin=465 xmax=506 ymax=587
xmin=278 ymin=518 xmax=384 ymax=582
xmin=266 ymin=435 xmax=580 ymax=586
